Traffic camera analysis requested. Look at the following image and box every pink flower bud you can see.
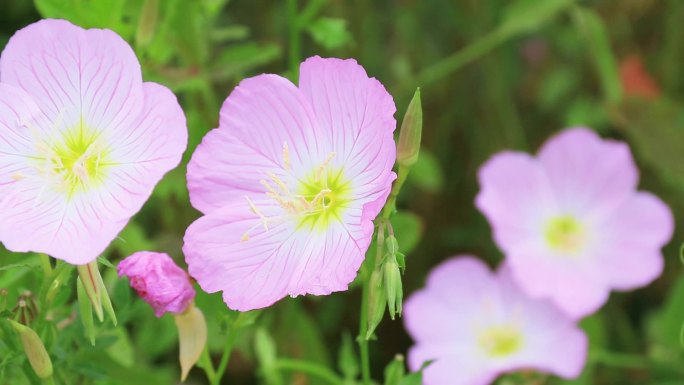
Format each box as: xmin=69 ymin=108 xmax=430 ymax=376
xmin=118 ymin=252 xmax=195 ymax=317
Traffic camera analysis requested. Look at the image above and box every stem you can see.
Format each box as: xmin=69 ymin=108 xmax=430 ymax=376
xmin=287 ymin=0 xmax=301 ymax=82
xmin=39 ymin=254 xmax=52 ymax=277
xmin=275 ymin=359 xmax=344 ymax=385
xmin=382 ymin=166 xmax=410 ymax=219
xmin=357 ymin=222 xmax=386 ymax=385
xmin=199 ymin=348 xmax=217 ymax=384
xmin=417 ymin=29 xmax=507 ymax=86
xmin=213 ymin=328 xmax=238 ymax=385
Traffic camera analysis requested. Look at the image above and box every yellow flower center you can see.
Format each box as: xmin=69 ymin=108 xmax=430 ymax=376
xmin=241 ymin=146 xmax=351 ymax=242
xmin=37 ymin=124 xmax=111 ymax=196
xmin=478 ymin=324 xmax=523 ymax=357
xmin=545 ymin=215 xmax=584 ymax=253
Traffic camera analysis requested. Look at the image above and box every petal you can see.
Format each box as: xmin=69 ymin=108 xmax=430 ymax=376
xmin=0 ymin=19 xmax=144 ymax=139
xmin=493 ymin=265 xmax=588 ymax=378
xmin=100 ymin=82 xmax=187 ymax=218
xmin=507 ymin=246 xmax=610 ymax=319
xmin=186 ymin=128 xmax=283 ymax=214
xmin=475 ymin=152 xmax=556 ymax=251
xmin=408 ymin=344 xmax=495 ymax=385
xmin=299 ymin=56 xmax=396 ymax=217
xmin=183 ymin=203 xmax=367 ymax=311
xmin=0 ymin=83 xmax=185 ymax=264
xmin=596 ymin=192 xmax=673 ymax=290
xmin=538 ymin=127 xmax=638 ymax=218
xmin=216 ymin=73 xmax=323 ymax=179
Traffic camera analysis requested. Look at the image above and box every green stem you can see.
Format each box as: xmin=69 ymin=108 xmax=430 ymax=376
xmin=39 ymin=254 xmax=52 ymax=278
xmin=382 ymin=166 xmax=410 ymax=219
xmin=275 ymin=359 xmax=344 ymax=385
xmin=358 ymin=262 xmax=372 ymax=385
xmin=212 ymin=328 xmax=238 ymax=385
xmin=199 ymin=348 xmax=217 ymax=384
xmin=417 ymin=29 xmax=507 ymax=86
xmin=287 ymin=0 xmax=301 ymax=82
xmin=358 ymin=221 xmax=386 ymax=385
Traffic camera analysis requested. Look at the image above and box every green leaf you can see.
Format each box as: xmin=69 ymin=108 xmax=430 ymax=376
xmin=570 ymin=6 xmax=622 ymax=104
xmin=407 ymin=151 xmax=444 ymax=193
xmin=390 ymin=211 xmax=424 ymax=255
xmin=307 ymin=17 xmax=353 ymax=50
xmin=211 ymin=42 xmax=282 ymax=80
xmin=337 ymin=333 xmax=358 ymax=381
xmin=615 ymin=98 xmax=684 ymax=189
xmin=500 ymin=0 xmax=575 ymax=36
xmin=255 ymin=328 xmax=282 ymax=385
xmin=383 ymin=355 xmax=405 ymax=385
xmin=33 ymin=0 xmax=129 ymax=38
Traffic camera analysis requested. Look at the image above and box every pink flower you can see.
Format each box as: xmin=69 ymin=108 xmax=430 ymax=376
xmin=404 ymin=256 xmax=587 ymax=385
xmin=476 ymin=128 xmax=673 ymax=318
xmin=183 ymin=56 xmax=396 ymax=311
xmin=118 ymin=251 xmax=195 ymax=317
xmin=0 ymin=19 xmax=187 ymax=264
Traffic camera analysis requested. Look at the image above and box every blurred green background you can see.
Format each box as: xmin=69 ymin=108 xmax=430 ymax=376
xmin=1 ymin=0 xmax=684 ymax=384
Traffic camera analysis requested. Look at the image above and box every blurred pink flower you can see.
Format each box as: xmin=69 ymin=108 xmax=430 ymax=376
xmin=184 ymin=56 xmax=396 ymax=311
xmin=404 ymin=256 xmax=587 ymax=385
xmin=118 ymin=251 xmax=195 ymax=317
xmin=476 ymin=128 xmax=673 ymax=318
xmin=0 ymin=19 xmax=187 ymax=264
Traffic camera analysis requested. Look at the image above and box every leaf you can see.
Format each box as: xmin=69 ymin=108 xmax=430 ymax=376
xmin=499 ymin=0 xmax=574 ymax=36
xmin=174 ymin=305 xmax=207 ymax=382
xmin=33 ymin=0 xmax=129 ymax=38
xmin=211 ymin=42 xmax=282 ymax=81
xmin=307 ymin=17 xmax=353 ymax=50
xmin=570 ymin=6 xmax=622 ymax=104
xmin=337 ymin=333 xmax=358 ymax=381
xmin=390 ymin=211 xmax=424 ymax=255
xmin=614 ymin=97 xmax=684 ymax=189
xmin=407 ymin=151 xmax=444 ymax=193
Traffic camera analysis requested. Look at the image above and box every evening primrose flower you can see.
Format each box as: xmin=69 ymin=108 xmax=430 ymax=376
xmin=184 ymin=56 xmax=396 ymax=311
xmin=476 ymin=128 xmax=673 ymax=318
xmin=404 ymin=256 xmax=587 ymax=385
xmin=118 ymin=251 xmax=196 ymax=317
xmin=0 ymin=19 xmax=187 ymax=264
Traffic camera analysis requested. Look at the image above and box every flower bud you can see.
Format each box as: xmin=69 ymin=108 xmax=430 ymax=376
xmin=8 ymin=320 xmax=53 ymax=379
xmin=383 ymin=354 xmax=406 ymax=385
xmin=365 ymin=266 xmax=386 ymax=339
xmin=136 ymin=0 xmax=159 ymax=47
xmin=397 ymin=88 xmax=422 ymax=168
xmin=77 ymin=262 xmax=104 ymax=322
xmin=174 ymin=304 xmax=207 ymax=382
xmin=118 ymin=251 xmax=196 ymax=317
xmin=384 ymin=254 xmax=403 ymax=320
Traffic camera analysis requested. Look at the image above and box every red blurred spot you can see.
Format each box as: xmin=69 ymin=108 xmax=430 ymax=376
xmin=619 ymin=55 xmax=660 ymax=100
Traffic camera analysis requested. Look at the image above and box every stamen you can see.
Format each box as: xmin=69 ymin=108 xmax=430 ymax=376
xmin=315 ymin=152 xmax=336 ymax=182
xmin=282 ymin=142 xmax=291 ymax=171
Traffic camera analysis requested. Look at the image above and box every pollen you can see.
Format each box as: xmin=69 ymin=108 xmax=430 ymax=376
xmin=477 ymin=324 xmax=523 ymax=357
xmin=545 ymin=215 xmax=585 ymax=254
xmin=36 ymin=123 xmax=111 ymax=197
xmin=242 ymin=151 xmax=352 ymax=241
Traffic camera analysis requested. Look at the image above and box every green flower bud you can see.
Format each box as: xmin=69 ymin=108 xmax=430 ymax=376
xmin=386 ymin=235 xmax=399 ymax=257
xmin=383 ymin=354 xmax=406 ymax=385
xmin=8 ymin=320 xmax=53 ymax=379
xmin=136 ymin=0 xmax=159 ymax=47
xmin=397 ymin=88 xmax=422 ymax=168
xmin=366 ymin=267 xmax=386 ymax=339
xmin=77 ymin=261 xmax=116 ymax=326
xmin=384 ymin=254 xmax=403 ymax=320
xmin=77 ymin=262 xmax=104 ymax=322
